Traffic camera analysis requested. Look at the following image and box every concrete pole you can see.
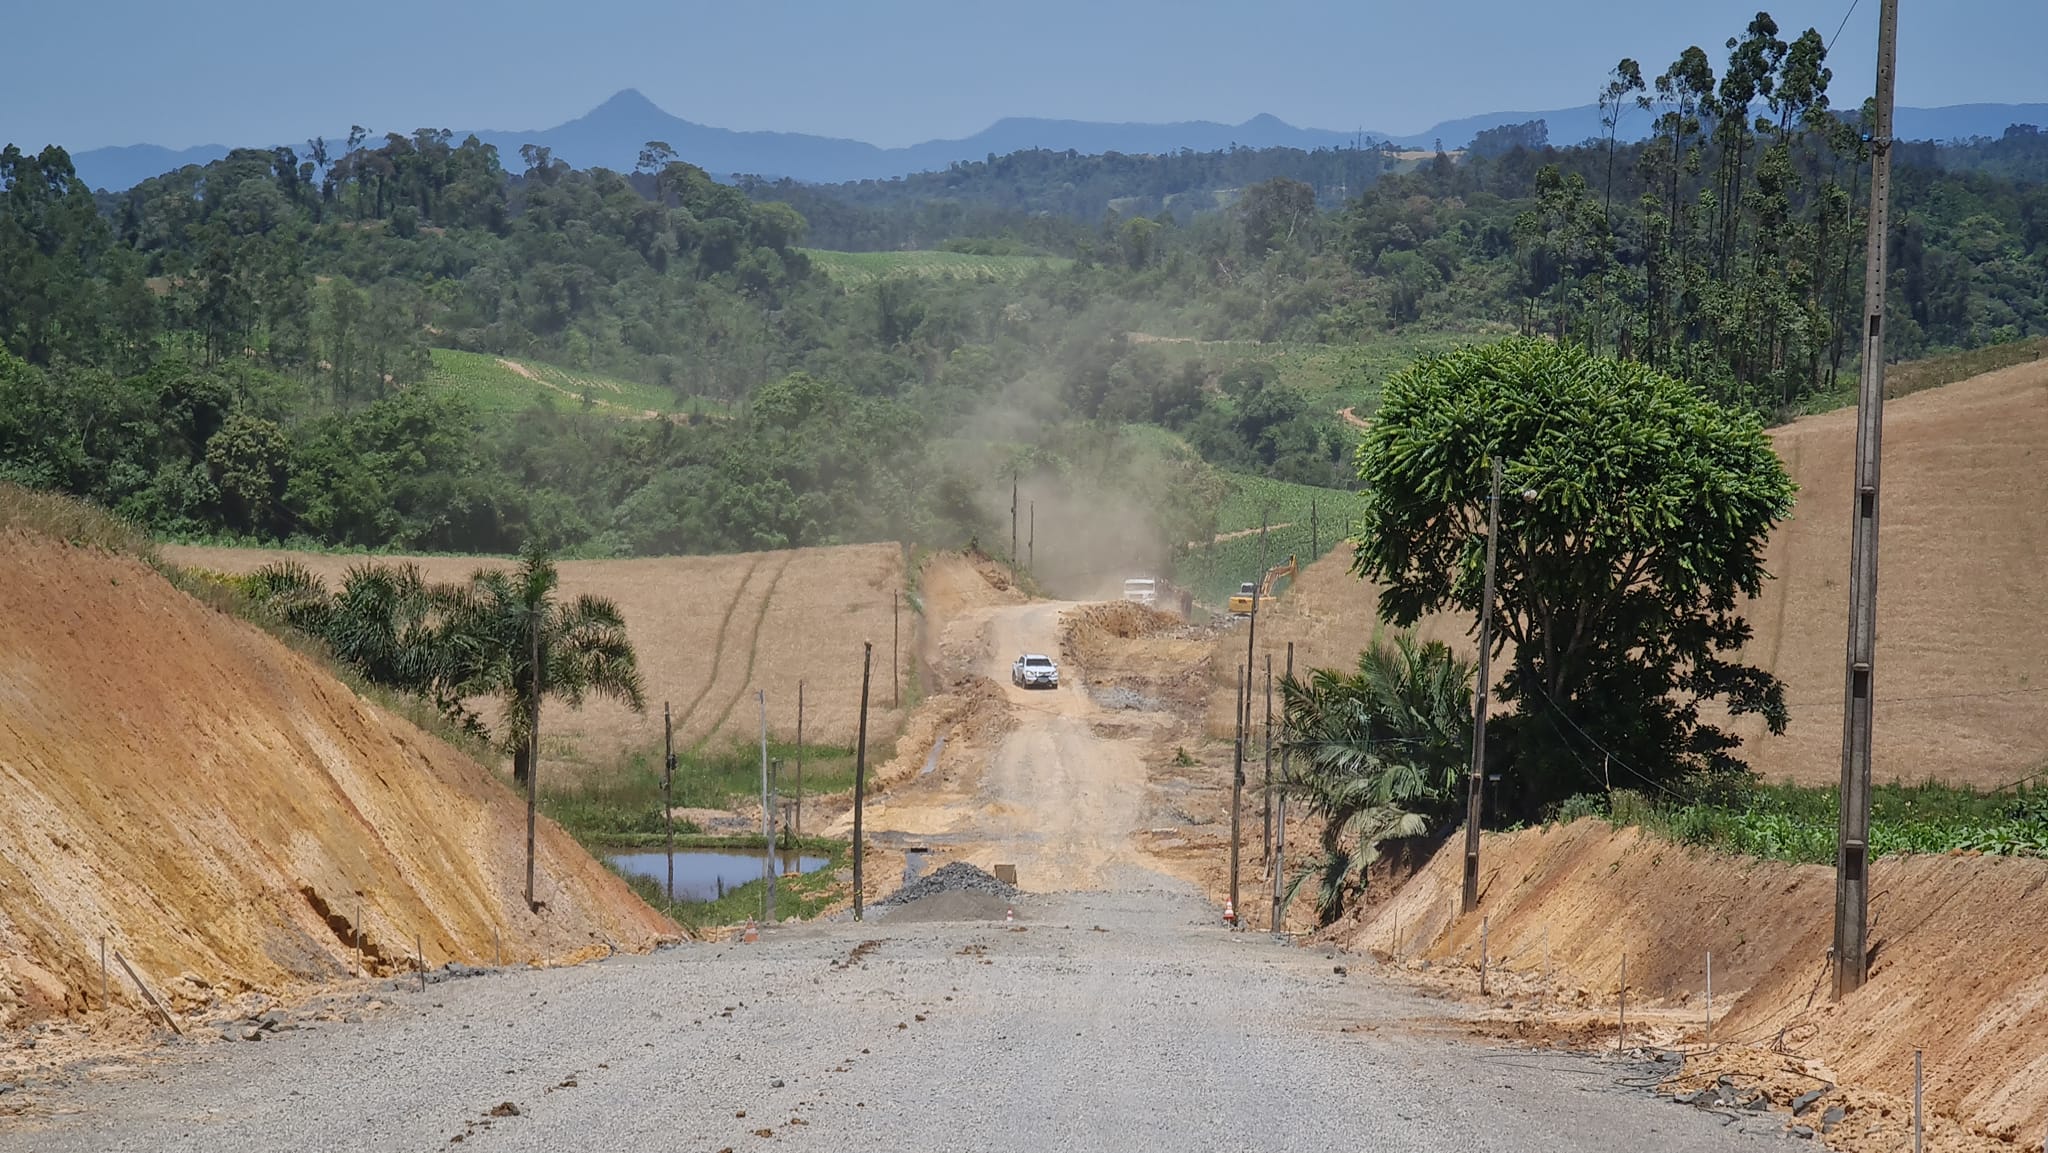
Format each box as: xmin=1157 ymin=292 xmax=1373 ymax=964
xmin=1835 ymin=0 xmax=1899 ymax=1001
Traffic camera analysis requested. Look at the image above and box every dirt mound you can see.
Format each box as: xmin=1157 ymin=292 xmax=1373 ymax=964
xmin=1061 ymin=601 xmax=1215 ymax=712
xmin=0 ymin=532 xmax=673 ymax=1027
xmin=162 ymin=542 xmax=910 ymax=777
xmin=1729 ymin=359 xmax=2048 ymax=786
xmin=1351 ymin=821 xmax=2048 ymax=1144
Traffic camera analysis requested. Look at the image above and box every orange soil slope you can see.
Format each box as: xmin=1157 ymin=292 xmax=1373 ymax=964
xmin=0 ymin=534 xmax=673 ymax=1025
xmin=162 ymin=543 xmax=909 ymax=772
xmin=1359 ymin=822 xmax=2048 ymax=1144
xmin=1733 ymin=359 xmax=2048 ymax=786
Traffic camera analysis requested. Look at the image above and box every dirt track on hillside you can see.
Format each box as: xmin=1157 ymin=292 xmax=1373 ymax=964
xmin=0 ymin=534 xmax=672 ymax=1034
xmin=163 ymin=543 xmax=910 ymax=778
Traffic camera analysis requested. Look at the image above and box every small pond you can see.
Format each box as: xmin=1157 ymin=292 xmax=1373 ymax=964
xmin=607 ymin=849 xmax=831 ymax=902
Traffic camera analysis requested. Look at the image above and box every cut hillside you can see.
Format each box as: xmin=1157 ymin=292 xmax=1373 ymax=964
xmin=163 ymin=543 xmax=910 ymax=776
xmin=0 ymin=523 xmax=672 ymax=1027
xmin=1353 ymin=822 xmax=2048 ymax=1147
xmin=1732 ymin=358 xmax=2048 ymax=786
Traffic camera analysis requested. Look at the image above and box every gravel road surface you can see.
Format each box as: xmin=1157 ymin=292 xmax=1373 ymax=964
xmin=13 ymin=876 xmax=1790 ymax=1152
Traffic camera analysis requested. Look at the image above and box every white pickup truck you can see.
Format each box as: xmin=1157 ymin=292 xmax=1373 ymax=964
xmin=1010 ymin=653 xmax=1060 ymax=689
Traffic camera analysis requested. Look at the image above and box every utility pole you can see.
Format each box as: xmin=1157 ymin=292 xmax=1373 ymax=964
xmin=1028 ymin=501 xmax=1035 ymax=574
xmin=1835 ymin=0 xmax=1899 ymax=1001
xmin=853 ymin=643 xmax=873 ymax=921
xmin=1010 ymin=471 xmax=1019 ymax=583
xmin=1271 ymin=642 xmax=1293 ymax=934
xmin=759 ymin=690 xmax=774 ymax=922
xmin=1310 ymin=496 xmax=1318 ymax=560
xmin=525 ymin=613 xmax=541 ymax=911
xmin=892 ymin=591 xmax=901 ymax=709
xmin=1262 ymin=654 xmax=1274 ymax=866
xmin=795 ymin=680 xmax=804 ymax=839
xmin=1230 ymin=664 xmax=1246 ymax=925
xmin=663 ymin=701 xmax=675 ymax=902
xmin=1461 ymin=459 xmax=1504 ymax=915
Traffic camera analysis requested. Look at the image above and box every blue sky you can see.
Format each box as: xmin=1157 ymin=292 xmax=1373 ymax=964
xmin=5 ymin=0 xmax=2044 ymax=150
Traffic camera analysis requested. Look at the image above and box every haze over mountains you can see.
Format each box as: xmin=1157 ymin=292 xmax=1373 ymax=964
xmin=57 ymin=88 xmax=2048 ymax=193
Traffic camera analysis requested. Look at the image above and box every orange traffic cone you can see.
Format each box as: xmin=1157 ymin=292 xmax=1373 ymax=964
xmin=742 ymin=919 xmax=759 ymax=944
xmin=1223 ymin=899 xmax=1237 ymax=926
xmin=1005 ymin=906 xmax=1015 ymax=924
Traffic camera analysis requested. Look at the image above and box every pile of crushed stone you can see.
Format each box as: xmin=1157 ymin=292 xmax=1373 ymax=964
xmin=878 ymin=861 xmax=1019 ymax=908
xmin=882 ymin=889 xmax=1014 ymax=924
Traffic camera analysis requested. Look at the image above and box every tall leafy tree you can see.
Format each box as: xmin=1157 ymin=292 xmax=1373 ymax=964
xmin=1352 ymin=338 xmax=1795 ymax=811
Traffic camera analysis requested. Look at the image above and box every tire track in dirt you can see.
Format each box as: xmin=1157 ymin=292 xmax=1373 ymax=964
xmin=687 ymin=553 xmax=793 ymax=748
xmin=672 ymin=554 xmax=765 ymax=738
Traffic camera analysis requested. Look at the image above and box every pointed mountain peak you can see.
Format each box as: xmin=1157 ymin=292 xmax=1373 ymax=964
xmin=589 ymin=88 xmax=667 ymax=118
xmin=1240 ymin=112 xmax=1293 ymax=130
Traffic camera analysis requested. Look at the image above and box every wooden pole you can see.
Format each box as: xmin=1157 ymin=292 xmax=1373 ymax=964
xmin=1230 ymin=664 xmax=1245 ymax=925
xmin=1462 ymin=459 xmax=1503 ymax=914
xmin=853 ymin=643 xmax=873 ymax=921
xmin=1262 ymin=654 xmax=1274 ymax=869
xmin=416 ymin=933 xmax=425 ymax=993
xmin=1028 ymin=501 xmax=1035 ymax=573
xmin=1617 ymin=953 xmax=1628 ymax=1054
xmin=100 ymin=935 xmax=108 ymax=1012
xmin=892 ymin=591 xmax=901 ymax=708
xmin=1836 ymin=0 xmax=1900 ymax=1002
xmin=1705 ymin=950 xmax=1713 ymax=1046
xmin=355 ymin=896 xmax=363 ymax=977
xmin=1010 ymin=471 xmax=1018 ymax=583
xmin=759 ymin=690 xmax=774 ymax=921
xmin=1914 ymin=1049 xmax=1924 ymax=1153
xmin=1270 ymin=641 xmax=1293 ymax=935
xmin=664 ymin=700 xmax=675 ymax=903
xmin=526 ymin=613 xmax=541 ymax=911
xmin=1480 ymin=915 xmax=1490 ymax=996
xmin=796 ymin=680 xmax=805 ymax=838
xmin=114 ymin=951 xmax=179 ymax=1034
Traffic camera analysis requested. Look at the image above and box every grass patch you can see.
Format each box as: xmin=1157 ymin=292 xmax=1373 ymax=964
xmin=802 ymin=248 xmax=1068 ymax=287
xmin=424 ymin=348 xmax=727 ymax=419
xmin=1563 ymin=779 xmax=2048 ymax=864
xmin=0 ymin=483 xmax=159 ymax=559
xmin=540 ymin=737 xmax=857 ymax=843
xmin=609 ymin=838 xmax=850 ymax=934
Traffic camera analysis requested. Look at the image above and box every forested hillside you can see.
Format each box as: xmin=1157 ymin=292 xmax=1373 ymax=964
xmin=3 ymin=8 xmax=2045 ymax=566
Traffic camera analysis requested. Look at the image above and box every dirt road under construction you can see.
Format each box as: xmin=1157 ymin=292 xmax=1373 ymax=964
xmin=12 ymin=569 xmax=1789 ymax=1152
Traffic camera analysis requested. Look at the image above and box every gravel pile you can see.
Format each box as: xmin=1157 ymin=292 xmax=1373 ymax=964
xmin=877 ymin=861 xmax=1018 ymax=908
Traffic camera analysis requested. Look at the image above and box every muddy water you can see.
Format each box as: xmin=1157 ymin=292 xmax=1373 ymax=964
xmin=608 ymin=849 xmax=829 ymax=901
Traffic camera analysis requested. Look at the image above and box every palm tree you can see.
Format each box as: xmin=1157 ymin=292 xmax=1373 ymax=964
xmin=442 ymin=539 xmax=645 ymax=788
xmin=1279 ymin=633 xmax=1475 ymax=925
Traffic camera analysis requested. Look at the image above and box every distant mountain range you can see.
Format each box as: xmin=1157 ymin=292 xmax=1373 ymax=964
xmin=56 ymin=89 xmax=2048 ymax=193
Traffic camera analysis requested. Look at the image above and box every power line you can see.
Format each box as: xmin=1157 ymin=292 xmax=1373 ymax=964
xmin=1827 ymin=0 xmax=1863 ymax=53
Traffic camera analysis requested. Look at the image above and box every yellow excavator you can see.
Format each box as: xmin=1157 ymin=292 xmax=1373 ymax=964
xmin=1228 ymin=555 xmax=1297 ymax=616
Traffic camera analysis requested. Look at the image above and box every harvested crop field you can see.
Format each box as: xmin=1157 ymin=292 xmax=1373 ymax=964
xmin=0 ymin=528 xmax=672 ymax=1027
xmin=1729 ymin=358 xmax=2048 ymax=787
xmin=162 ymin=543 xmax=911 ymax=776
xmin=1352 ymin=821 xmax=2048 ymax=1147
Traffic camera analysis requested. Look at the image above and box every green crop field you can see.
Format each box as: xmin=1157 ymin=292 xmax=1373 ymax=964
xmin=803 ymin=248 xmax=1069 ymax=287
xmin=424 ymin=349 xmax=725 ymax=419
xmin=1128 ymin=327 xmax=1501 ymax=415
xmin=1174 ymin=471 xmax=1358 ymax=605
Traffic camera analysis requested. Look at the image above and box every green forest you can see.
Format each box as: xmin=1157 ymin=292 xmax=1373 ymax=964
xmin=3 ymin=9 xmax=2045 ymax=570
